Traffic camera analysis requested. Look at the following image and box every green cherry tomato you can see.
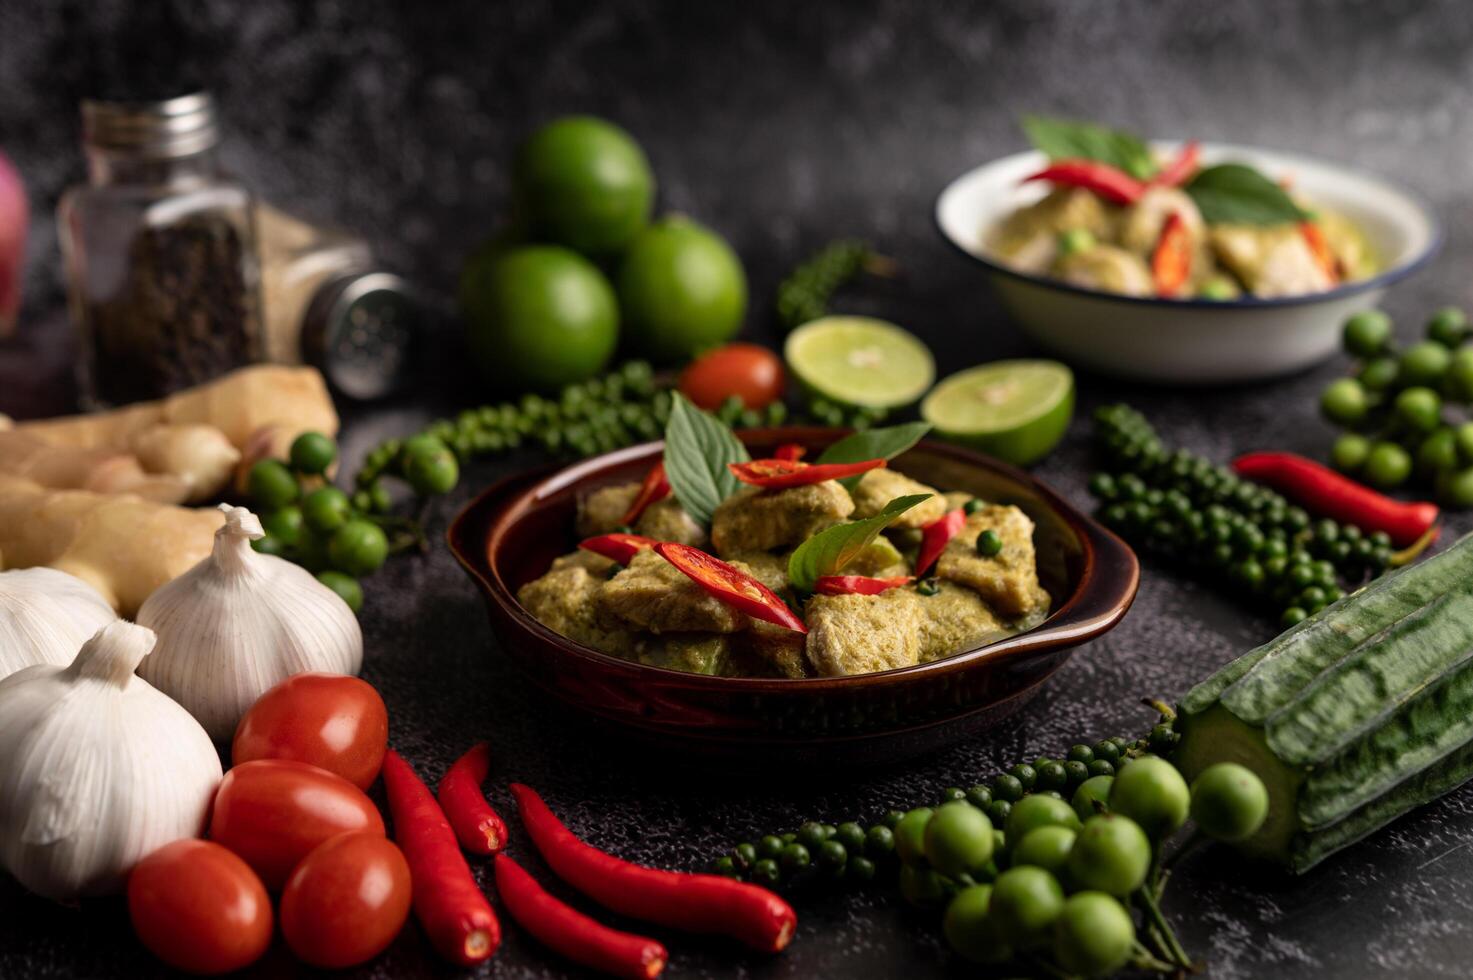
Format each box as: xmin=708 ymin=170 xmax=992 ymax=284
xmin=1053 ymin=891 xmax=1136 ymax=978
xmin=1067 ymin=814 xmax=1151 ymax=897
xmin=1072 ymin=775 xmax=1115 ymax=822
xmin=1010 ymin=825 xmax=1075 ymax=876
xmin=1437 ymin=466 xmax=1473 ymax=508
xmin=991 ymin=773 xmax=1024 ymax=803
xmin=1364 ymin=442 xmax=1413 ymax=490
xmin=1358 ymin=356 xmax=1400 ymax=392
xmin=835 ymin=822 xmax=866 ymax=853
xmin=1004 ymin=794 xmax=1080 ymax=847
xmin=261 ymin=506 xmax=305 ymax=549
xmin=403 ymin=444 xmax=460 ymax=496
xmin=315 ymin=571 xmax=364 ymax=614
xmin=988 ymin=866 xmax=1064 ymax=950
xmin=289 ymin=432 xmax=338 ymax=475
xmin=943 ymin=884 xmax=1011 ymax=965
xmin=248 ymin=459 xmax=300 ymax=510
xmin=1319 ymin=378 xmax=1369 ymax=426
xmin=1342 ymin=310 xmax=1392 ymax=358
xmin=894 ymin=807 xmax=935 ymax=865
xmin=898 ymin=863 xmax=948 ymax=908
xmin=1456 ymin=422 xmax=1473 ymax=464
xmin=1395 ymin=386 xmax=1443 ymax=434
xmin=1108 ymin=756 xmax=1190 ymax=841
xmin=864 ymin=824 xmax=895 ymax=858
xmin=924 ymin=802 xmax=994 ymax=878
xmin=302 ymin=487 xmax=353 ymax=533
xmin=1427 ymin=306 xmax=1469 ymax=348
xmin=1400 ymin=341 xmax=1453 ymax=388
xmin=1330 ymin=433 xmax=1372 ymax=473
xmin=1190 ymin=763 xmax=1270 ymax=842
xmin=327 ymin=520 xmax=389 ymax=577
xmin=1419 ymin=428 xmax=1460 ymax=476
xmin=1448 ymin=348 xmax=1473 ymax=402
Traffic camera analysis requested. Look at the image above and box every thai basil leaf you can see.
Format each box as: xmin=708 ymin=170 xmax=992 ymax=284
xmin=662 ymin=392 xmax=749 ymax=527
xmin=787 ymin=494 xmax=931 ymax=593
xmin=815 ymin=421 xmax=932 ymax=490
xmin=1185 ymin=163 xmax=1308 ymax=225
xmin=1021 ymin=115 xmax=1158 ymax=180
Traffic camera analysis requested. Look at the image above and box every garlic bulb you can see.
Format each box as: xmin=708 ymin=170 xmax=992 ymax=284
xmin=0 ymin=621 xmax=222 ymax=899
xmin=0 ymin=567 xmax=117 ymax=680
xmin=137 ymin=504 xmax=363 ymax=740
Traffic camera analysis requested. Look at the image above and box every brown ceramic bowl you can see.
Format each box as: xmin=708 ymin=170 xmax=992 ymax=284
xmin=449 ymin=428 xmax=1139 ymax=765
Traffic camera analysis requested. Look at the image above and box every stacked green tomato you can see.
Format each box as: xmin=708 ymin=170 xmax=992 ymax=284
xmin=1322 ymin=307 xmax=1473 ymax=506
xmin=247 ymin=431 xmax=411 ymax=614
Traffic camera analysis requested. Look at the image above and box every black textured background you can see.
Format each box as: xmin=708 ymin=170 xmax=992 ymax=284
xmin=3 ymin=1 xmax=1473 ymax=977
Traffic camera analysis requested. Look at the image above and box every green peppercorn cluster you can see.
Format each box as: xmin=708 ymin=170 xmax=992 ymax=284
xmin=1091 ymin=404 xmax=1393 ymax=629
xmin=710 ymin=733 xmax=1149 ymax=891
xmin=246 ymin=432 xmax=392 ymax=614
xmin=1320 ymin=307 xmax=1473 ymax=506
xmin=775 ymin=239 xmax=882 ymax=332
xmin=710 ymin=712 xmax=1251 ymax=976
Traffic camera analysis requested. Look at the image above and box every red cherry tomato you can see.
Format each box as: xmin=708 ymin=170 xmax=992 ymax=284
xmin=209 ymin=759 xmax=385 ymax=889
xmin=678 ymin=343 xmax=784 ymax=411
xmin=231 ymin=673 xmax=389 ymax=790
xmin=280 ymin=832 xmax=412 ymax=969
xmin=128 ymin=840 xmax=272 ymax=975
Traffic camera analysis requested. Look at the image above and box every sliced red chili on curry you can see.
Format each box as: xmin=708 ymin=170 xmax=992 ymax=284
xmin=1153 ymin=141 xmax=1200 ymax=187
xmin=915 ymin=508 xmax=966 ymax=576
xmin=813 ymin=574 xmax=912 ymax=596
xmin=772 ymin=443 xmax=807 ymax=462
xmin=622 ymin=461 xmax=671 ymax=525
xmin=1151 ymin=212 xmax=1192 ymax=297
xmin=579 ymin=533 xmax=661 ymax=565
xmin=653 ymin=542 xmax=807 ymax=633
xmin=1022 ymin=159 xmax=1147 ymax=206
xmin=727 ymin=457 xmax=886 ymax=489
xmin=1299 ymin=222 xmax=1340 ymax=285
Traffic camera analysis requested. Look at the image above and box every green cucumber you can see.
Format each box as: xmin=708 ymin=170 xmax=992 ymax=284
xmin=1176 ymin=533 xmax=1473 ymax=872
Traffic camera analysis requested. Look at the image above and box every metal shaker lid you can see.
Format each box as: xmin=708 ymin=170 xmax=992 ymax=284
xmin=300 ymin=271 xmax=418 ymax=400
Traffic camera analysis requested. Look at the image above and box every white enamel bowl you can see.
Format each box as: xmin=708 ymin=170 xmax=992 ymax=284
xmin=935 ymin=143 xmax=1441 ymax=384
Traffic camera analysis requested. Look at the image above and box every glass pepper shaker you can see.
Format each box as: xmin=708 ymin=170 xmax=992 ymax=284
xmin=57 ymin=91 xmax=262 ymax=407
xmin=255 ymin=203 xmax=418 ymax=400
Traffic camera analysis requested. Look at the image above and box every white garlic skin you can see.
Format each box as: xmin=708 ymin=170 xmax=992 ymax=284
xmin=137 ymin=505 xmax=363 ymax=740
xmin=0 ymin=620 xmax=222 ymax=899
xmin=0 ymin=567 xmax=118 ymax=681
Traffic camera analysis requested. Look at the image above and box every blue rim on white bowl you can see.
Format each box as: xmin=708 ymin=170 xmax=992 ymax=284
xmin=934 ymin=142 xmax=1442 ymax=383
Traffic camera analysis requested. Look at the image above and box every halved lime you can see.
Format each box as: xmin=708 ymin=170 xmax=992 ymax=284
xmin=785 ymin=316 xmax=935 ymax=409
xmin=921 ymin=360 xmax=1075 ymax=466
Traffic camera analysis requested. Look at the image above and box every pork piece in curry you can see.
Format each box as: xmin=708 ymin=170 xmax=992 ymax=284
xmin=517 ymin=466 xmax=1050 ymax=679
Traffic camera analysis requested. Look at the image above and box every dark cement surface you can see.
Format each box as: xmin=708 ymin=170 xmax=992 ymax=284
xmin=3 ymin=1 xmax=1473 ymax=976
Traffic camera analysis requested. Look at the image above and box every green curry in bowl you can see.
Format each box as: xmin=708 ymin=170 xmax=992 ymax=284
xmin=516 ymin=410 xmax=1050 ymax=680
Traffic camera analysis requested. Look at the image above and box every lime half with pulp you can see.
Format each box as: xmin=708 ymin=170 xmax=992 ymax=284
xmin=785 ymin=316 xmax=935 ymax=410
xmin=921 ymin=360 xmax=1075 ymax=466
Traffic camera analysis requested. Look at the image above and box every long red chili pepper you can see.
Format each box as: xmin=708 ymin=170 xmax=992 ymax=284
xmin=653 ymin=542 xmax=807 ymax=633
xmin=494 ymin=855 xmax=668 ymax=980
xmin=915 ymin=509 xmax=966 ymax=576
xmin=1153 ymin=141 xmax=1200 ymax=187
xmin=728 ymin=457 xmax=885 ymax=489
xmin=437 ymin=742 xmax=509 ymax=856
xmin=1231 ymin=452 xmax=1438 ymax=548
xmin=509 ymin=783 xmax=797 ymax=954
xmin=580 ymin=532 xmax=661 ymax=565
xmin=773 ymin=443 xmax=807 ymax=462
xmin=622 ymin=461 xmax=671 ymax=525
xmin=1022 ymin=158 xmax=1146 ymax=205
xmin=381 ymin=750 xmax=500 ymax=966
xmin=814 ymin=574 xmax=912 ymax=596
xmin=1299 ymin=222 xmax=1340 ymax=285
xmin=1151 ymin=212 xmax=1192 ymax=296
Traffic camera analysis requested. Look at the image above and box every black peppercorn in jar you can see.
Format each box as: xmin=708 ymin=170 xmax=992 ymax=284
xmin=57 ymin=92 xmax=263 ymax=406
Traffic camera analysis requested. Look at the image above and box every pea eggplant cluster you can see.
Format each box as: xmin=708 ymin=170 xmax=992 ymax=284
xmin=1090 ymin=404 xmax=1394 ymax=628
xmin=1322 ymin=306 xmax=1473 ymax=506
